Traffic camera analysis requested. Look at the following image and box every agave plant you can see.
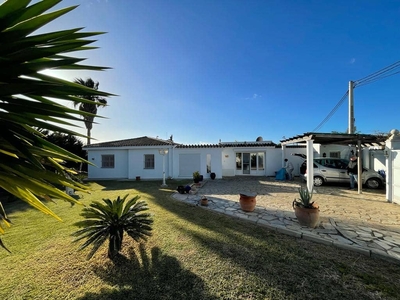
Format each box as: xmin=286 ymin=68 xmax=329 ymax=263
xmin=0 ymin=0 xmax=113 ymax=251
xmin=72 ymin=195 xmax=153 ymax=260
xmin=293 ymin=186 xmax=315 ymax=209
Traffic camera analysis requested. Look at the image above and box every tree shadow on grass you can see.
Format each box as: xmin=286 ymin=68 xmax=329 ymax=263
xmin=78 ymin=244 xmax=217 ymax=300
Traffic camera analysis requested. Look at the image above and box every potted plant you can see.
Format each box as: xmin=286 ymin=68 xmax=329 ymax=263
xmin=292 ymin=186 xmax=320 ymax=228
xmin=200 ymin=195 xmax=208 ymax=206
xmin=210 ymin=172 xmax=216 ymax=180
xmin=193 ymin=171 xmax=201 ymax=183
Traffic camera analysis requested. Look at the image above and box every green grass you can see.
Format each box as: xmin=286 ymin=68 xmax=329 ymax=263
xmin=1 ymin=180 xmax=400 ymax=300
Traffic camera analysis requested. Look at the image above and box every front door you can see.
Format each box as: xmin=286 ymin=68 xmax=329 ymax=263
xmin=235 ymin=152 xmax=265 ymax=175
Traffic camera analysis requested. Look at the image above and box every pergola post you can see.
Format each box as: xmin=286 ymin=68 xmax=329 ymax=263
xmin=306 ymin=139 xmax=314 ymax=192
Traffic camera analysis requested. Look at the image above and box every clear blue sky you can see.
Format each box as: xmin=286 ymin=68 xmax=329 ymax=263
xmin=45 ymin=0 xmax=400 ymax=145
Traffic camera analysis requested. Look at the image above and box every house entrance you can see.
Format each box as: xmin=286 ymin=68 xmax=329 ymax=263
xmin=236 ymin=152 xmax=265 ymax=175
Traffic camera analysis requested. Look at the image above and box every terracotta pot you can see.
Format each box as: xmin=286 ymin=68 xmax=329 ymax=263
xmin=293 ymin=205 xmax=320 ymax=228
xmin=200 ymin=198 xmax=208 ymax=206
xmin=239 ymin=193 xmax=257 ymax=212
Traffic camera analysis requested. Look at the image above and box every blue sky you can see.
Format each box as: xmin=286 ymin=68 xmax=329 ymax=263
xmin=45 ymin=0 xmax=400 ymax=145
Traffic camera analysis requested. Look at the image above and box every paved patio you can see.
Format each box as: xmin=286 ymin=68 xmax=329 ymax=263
xmin=171 ymin=176 xmax=400 ymax=264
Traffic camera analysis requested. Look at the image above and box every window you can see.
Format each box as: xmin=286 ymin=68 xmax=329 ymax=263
xmin=251 ymin=153 xmax=257 ymax=170
xmin=144 ymin=154 xmax=155 ymax=169
xmin=236 ymin=153 xmax=242 ymax=170
xmin=101 ymin=155 xmax=114 ymax=168
xmin=330 ymin=151 xmax=341 ymax=158
xmin=236 ymin=152 xmax=264 ymax=171
xmin=258 ymin=152 xmax=264 ymax=170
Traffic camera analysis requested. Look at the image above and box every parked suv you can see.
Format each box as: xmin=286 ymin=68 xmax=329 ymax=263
xmin=293 ymin=154 xmax=385 ymax=189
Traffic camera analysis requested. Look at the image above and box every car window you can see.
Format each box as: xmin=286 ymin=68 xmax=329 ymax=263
xmin=336 ymin=160 xmax=348 ymax=169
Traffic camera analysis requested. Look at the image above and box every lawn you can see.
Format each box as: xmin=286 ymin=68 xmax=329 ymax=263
xmin=1 ymin=180 xmax=400 ymax=300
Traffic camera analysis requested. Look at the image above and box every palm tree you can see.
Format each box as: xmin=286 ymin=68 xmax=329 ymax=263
xmin=72 ymin=195 xmax=153 ymax=260
xmin=73 ymin=78 xmax=107 ymax=145
xmin=0 ymin=0 xmax=113 ymax=251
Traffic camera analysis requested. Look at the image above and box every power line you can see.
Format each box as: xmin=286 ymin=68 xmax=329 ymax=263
xmin=312 ymin=91 xmax=348 ymax=132
xmin=313 ymin=60 xmax=400 ymax=132
xmin=354 ymin=60 xmax=400 ymax=87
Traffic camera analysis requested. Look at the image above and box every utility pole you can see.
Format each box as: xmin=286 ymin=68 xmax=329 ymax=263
xmin=348 ymin=80 xmax=354 ymax=134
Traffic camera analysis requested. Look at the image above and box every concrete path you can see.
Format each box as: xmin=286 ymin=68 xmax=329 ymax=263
xmin=171 ymin=176 xmax=400 ymax=264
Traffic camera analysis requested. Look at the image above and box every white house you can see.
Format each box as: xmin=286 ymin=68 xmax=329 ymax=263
xmin=83 ymin=136 xmax=320 ymax=180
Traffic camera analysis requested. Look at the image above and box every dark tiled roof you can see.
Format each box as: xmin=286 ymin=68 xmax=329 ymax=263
xmin=175 ymin=141 xmax=276 ymax=148
xmin=84 ymin=137 xmax=276 ymax=149
xmin=176 ymin=144 xmax=222 ymax=148
xmin=84 ymin=136 xmax=178 ymax=148
xmin=221 ymin=142 xmax=276 ymax=147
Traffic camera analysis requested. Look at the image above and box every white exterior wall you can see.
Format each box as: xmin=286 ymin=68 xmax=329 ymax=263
xmin=86 ymin=143 xmax=370 ymax=180
xmin=87 ymin=149 xmax=129 ymax=179
xmin=219 ymin=147 xmax=309 ymax=177
xmin=87 ymin=147 xmax=172 ymax=180
xmin=127 ymin=148 xmax=170 ymax=180
xmin=221 ymin=148 xmax=236 ymax=176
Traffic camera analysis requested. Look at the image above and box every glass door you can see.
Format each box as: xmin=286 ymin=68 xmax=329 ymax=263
xmin=243 ymin=153 xmax=250 ymax=174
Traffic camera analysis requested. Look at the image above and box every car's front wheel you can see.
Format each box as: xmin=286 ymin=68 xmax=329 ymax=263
xmin=365 ymin=178 xmax=382 ymax=189
xmin=313 ymin=176 xmax=324 ymax=187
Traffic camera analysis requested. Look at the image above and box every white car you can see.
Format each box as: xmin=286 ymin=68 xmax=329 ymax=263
xmin=294 ymin=155 xmax=385 ymax=189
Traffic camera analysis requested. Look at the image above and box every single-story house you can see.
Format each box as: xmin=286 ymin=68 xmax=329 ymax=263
xmin=83 ymin=135 xmax=372 ymax=181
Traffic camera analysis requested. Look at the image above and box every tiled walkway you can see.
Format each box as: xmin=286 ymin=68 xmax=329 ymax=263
xmin=171 ymin=177 xmax=400 ymax=264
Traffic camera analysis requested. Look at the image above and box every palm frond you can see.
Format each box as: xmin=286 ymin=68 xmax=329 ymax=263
xmin=72 ymin=195 xmax=153 ymax=259
xmin=0 ymin=0 xmax=114 ymax=251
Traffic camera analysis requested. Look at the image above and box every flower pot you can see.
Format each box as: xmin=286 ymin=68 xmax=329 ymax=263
xmin=194 ymin=178 xmax=200 ymax=183
xmin=199 ymin=175 xmax=204 ymax=181
xmin=136 ymin=176 xmax=140 ymax=181
xmin=210 ymin=172 xmax=216 ymax=180
xmin=200 ymin=197 xmax=208 ymax=206
xmin=293 ymin=204 xmax=320 ymax=228
xmin=239 ymin=193 xmax=257 ymax=212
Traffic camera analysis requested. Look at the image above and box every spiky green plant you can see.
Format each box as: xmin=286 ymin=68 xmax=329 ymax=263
xmin=0 ymin=0 xmax=113 ymax=251
xmin=72 ymin=195 xmax=153 ymax=260
xmin=293 ymin=186 xmax=315 ymax=208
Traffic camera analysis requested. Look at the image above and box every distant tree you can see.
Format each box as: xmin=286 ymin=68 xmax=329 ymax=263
xmin=73 ymin=78 xmax=107 ymax=145
xmin=43 ymin=131 xmax=86 ymax=170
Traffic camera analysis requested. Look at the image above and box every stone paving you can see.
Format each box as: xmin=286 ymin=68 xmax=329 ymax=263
xmin=171 ymin=176 xmax=400 ymax=264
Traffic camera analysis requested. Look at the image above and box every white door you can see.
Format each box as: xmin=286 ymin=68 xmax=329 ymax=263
xmin=179 ymin=154 xmax=201 ymax=177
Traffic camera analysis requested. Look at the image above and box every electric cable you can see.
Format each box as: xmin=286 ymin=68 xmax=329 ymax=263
xmin=313 ymin=60 xmax=400 ymax=132
xmin=312 ymin=91 xmax=348 ymax=132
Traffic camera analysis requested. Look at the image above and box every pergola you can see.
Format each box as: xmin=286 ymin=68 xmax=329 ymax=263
xmin=280 ymin=132 xmax=387 ymax=194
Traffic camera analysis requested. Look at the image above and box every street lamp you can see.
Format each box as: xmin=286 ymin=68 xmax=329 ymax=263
xmin=158 ymin=148 xmax=169 ymax=187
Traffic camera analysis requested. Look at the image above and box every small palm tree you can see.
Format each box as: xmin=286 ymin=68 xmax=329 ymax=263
xmin=72 ymin=195 xmax=153 ymax=260
xmin=73 ymin=78 xmax=107 ymax=145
